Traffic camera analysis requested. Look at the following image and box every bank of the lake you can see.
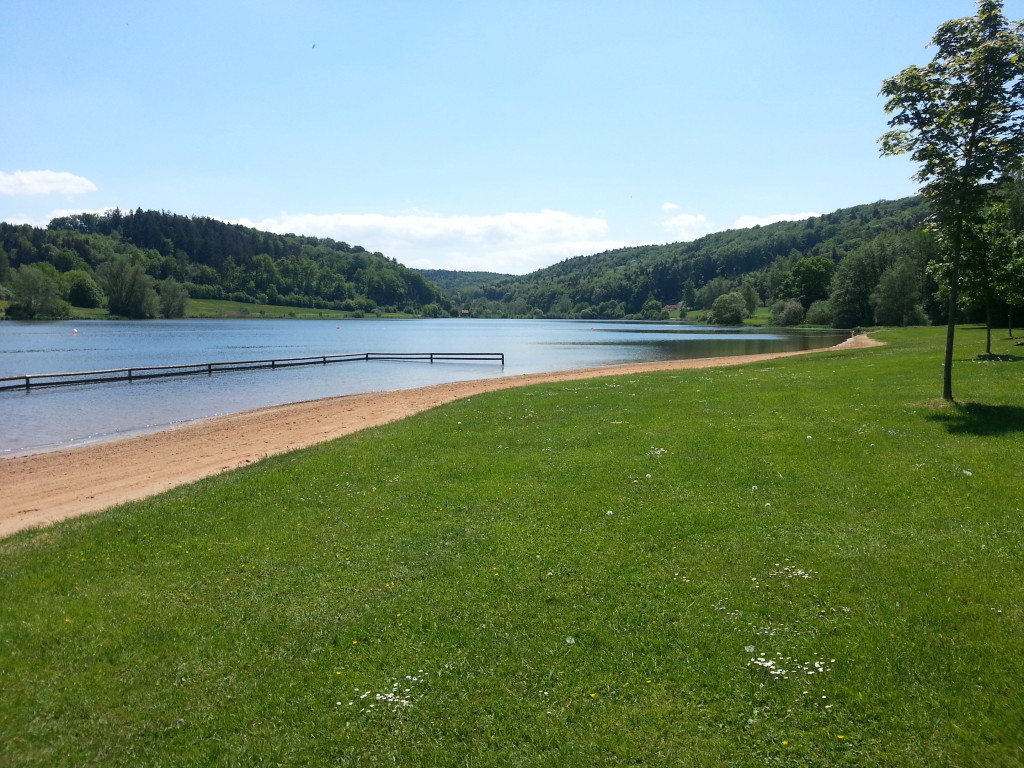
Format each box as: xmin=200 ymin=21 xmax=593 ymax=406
xmin=0 ymin=333 xmax=875 ymax=538
xmin=1 ymin=326 xmax=1021 ymax=767
xmin=0 ymin=318 xmax=846 ymax=454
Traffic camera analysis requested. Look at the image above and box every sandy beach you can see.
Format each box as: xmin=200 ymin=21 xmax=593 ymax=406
xmin=0 ymin=333 xmax=882 ymax=538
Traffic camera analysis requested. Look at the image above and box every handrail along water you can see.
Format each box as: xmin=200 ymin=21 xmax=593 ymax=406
xmin=0 ymin=352 xmax=505 ymax=391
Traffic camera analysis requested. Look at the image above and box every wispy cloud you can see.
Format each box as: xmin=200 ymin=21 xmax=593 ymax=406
xmin=0 ymin=171 xmax=97 ymax=197
xmin=232 ymin=210 xmax=630 ymax=274
xmin=661 ymin=211 xmax=715 ymax=241
xmin=660 ymin=203 xmax=820 ymax=243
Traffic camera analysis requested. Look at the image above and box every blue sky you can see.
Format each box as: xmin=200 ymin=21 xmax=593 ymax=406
xmin=2 ymin=0 xmax=1014 ymax=274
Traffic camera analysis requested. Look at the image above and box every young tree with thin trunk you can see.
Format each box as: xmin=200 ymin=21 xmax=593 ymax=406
xmin=880 ymin=0 xmax=1024 ymax=400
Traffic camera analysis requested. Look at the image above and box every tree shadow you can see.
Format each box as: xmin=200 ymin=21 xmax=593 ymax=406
xmin=927 ymin=402 xmax=1024 ymax=436
xmin=975 ymin=352 xmax=1024 ymax=363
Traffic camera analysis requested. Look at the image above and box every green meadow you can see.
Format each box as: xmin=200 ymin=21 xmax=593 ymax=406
xmin=1 ymin=326 xmax=1022 ymax=767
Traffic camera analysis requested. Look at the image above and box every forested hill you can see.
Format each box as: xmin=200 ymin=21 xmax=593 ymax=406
xmin=3 ymin=196 xmax=941 ymax=325
xmin=444 ymin=196 xmax=933 ymax=320
xmin=0 ymin=208 xmax=449 ymax=317
xmin=416 ymin=269 xmax=515 ymax=295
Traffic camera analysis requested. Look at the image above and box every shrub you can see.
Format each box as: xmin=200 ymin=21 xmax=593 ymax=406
xmin=805 ymin=299 xmax=835 ymax=326
xmin=770 ymin=299 xmax=805 ymax=326
xmin=708 ymin=292 xmax=748 ymax=325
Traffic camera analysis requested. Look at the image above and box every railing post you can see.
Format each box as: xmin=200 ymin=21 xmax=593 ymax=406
xmin=128 ymin=369 xmax=133 ymax=383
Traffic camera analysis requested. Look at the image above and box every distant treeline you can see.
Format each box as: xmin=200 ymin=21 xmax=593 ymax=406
xmin=4 ymin=195 xmax=1020 ymax=328
xmin=437 ymin=197 xmax=952 ymax=325
xmin=0 ymin=208 xmax=450 ymax=318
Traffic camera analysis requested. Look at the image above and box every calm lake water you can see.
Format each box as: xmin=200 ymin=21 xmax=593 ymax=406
xmin=0 ymin=319 xmax=847 ymax=455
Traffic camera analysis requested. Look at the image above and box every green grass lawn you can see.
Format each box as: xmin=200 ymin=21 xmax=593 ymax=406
xmin=182 ymin=298 xmax=402 ymax=319
xmin=2 ymin=326 xmax=1022 ymax=767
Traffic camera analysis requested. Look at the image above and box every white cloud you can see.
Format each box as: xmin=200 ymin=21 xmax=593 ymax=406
xmin=662 ymin=212 xmax=714 ymax=241
xmin=0 ymin=170 xmax=97 ymax=197
xmin=731 ymin=211 xmax=819 ymax=229
xmin=232 ymin=210 xmax=630 ymax=275
xmin=659 ymin=206 xmax=822 ymax=244
xmin=1 ymin=207 xmax=119 ymax=228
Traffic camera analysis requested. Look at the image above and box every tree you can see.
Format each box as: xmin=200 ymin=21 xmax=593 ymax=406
xmin=0 ymin=243 xmax=11 ymax=285
xmin=158 ymin=277 xmax=189 ymax=318
xmin=707 ymin=292 xmax=748 ymax=325
xmin=740 ymin=279 xmax=759 ymax=315
xmin=805 ymin=300 xmax=835 ymax=326
xmin=7 ymin=264 xmax=69 ymax=319
xmin=640 ymin=296 xmax=664 ymax=319
xmin=880 ymin=0 xmax=1024 ymax=399
xmin=99 ymin=256 xmax=159 ymax=318
xmin=870 ymin=256 xmax=928 ymax=326
xmin=66 ymin=270 xmax=105 ymax=308
xmin=776 ymin=256 xmax=834 ymax=308
xmin=770 ymin=299 xmax=805 ymax=326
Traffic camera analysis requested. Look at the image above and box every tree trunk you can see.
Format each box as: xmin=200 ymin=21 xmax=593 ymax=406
xmin=1010 ymin=307 xmax=1015 ymax=338
xmin=986 ymin=302 xmax=992 ymax=355
xmin=942 ymin=229 xmax=962 ymax=402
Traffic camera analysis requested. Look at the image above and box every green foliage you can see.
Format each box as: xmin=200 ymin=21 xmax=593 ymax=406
xmin=770 ymin=298 xmax=805 ymax=326
xmin=0 ymin=243 xmax=10 ymax=284
xmin=880 ymin=0 xmax=1024 ymax=398
xmin=871 ymin=256 xmax=928 ymax=326
xmin=7 ymin=264 xmax=69 ymax=319
xmin=1 ymin=208 xmax=448 ymax=317
xmin=804 ymin=299 xmax=834 ymax=326
xmin=830 ymin=227 xmax=942 ymax=329
xmin=640 ymin=296 xmax=666 ymax=319
xmin=65 ymin=270 xmax=105 ymax=309
xmin=708 ymin=291 xmax=748 ymax=325
xmin=419 ymin=302 xmax=446 ymax=318
xmin=99 ymin=256 xmax=159 ymax=319
xmin=1 ymin=328 xmax=1023 ymax=766
xmin=158 ymin=277 xmax=189 ymax=319
xmin=415 ymin=269 xmax=514 ymax=295
xmin=439 ymin=198 xmax=931 ymax=319
xmin=740 ymin=279 xmax=759 ymax=315
xmin=776 ymin=256 xmax=834 ymax=308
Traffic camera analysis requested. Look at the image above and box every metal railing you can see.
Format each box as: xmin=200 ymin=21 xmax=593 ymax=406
xmin=0 ymin=352 xmax=505 ymax=391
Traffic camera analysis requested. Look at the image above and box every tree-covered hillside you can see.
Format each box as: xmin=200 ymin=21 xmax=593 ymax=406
xmin=0 ymin=209 xmax=449 ymax=319
xmin=3 ymin=195 xmax=1019 ymax=329
xmin=415 ymin=269 xmax=514 ymax=296
xmin=449 ymin=197 xmax=937 ymax=321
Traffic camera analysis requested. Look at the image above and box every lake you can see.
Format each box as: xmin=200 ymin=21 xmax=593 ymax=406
xmin=0 ymin=318 xmax=847 ymax=455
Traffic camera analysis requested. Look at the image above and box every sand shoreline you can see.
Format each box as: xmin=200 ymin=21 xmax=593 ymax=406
xmin=0 ymin=334 xmax=882 ymax=538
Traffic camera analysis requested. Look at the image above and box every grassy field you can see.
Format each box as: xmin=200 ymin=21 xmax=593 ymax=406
xmin=0 ymin=298 xmax=412 ymax=320
xmin=1 ymin=326 xmax=1022 ymax=767
xmin=182 ymin=299 xmax=409 ymax=320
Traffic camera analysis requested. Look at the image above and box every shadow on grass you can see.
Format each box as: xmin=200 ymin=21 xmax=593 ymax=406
xmin=975 ymin=352 xmax=1024 ymax=363
xmin=927 ymin=402 xmax=1024 ymax=435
